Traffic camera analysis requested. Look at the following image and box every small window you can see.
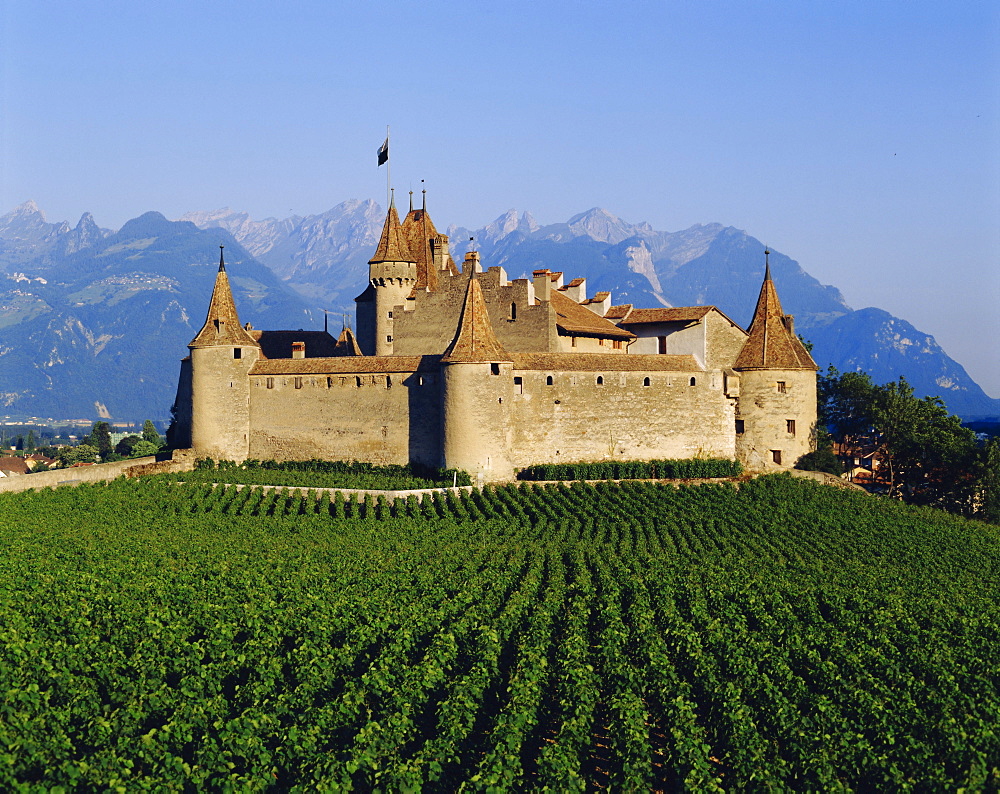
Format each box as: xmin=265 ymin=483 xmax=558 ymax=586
xmin=777 ymin=381 xmax=787 ymax=393
xmin=327 ymin=377 xmax=333 ymax=388
xmin=386 ymin=335 xmax=392 ymax=343
xmin=386 ymin=375 xmax=392 ymax=389
xmin=736 ymin=420 xmax=745 ymax=434
xmin=294 ymin=377 xmax=303 ymax=389
xmin=658 ymin=336 xmax=667 ymax=354
xmin=233 ymin=348 xmax=242 ymax=359
xmin=571 ymin=336 xmax=578 ymax=348
xmin=418 ymin=376 xmax=424 ymax=386
xmin=266 ymin=377 xmax=274 ymax=389
xmin=388 ymin=311 xmax=393 ymax=319
xmin=596 ymin=375 xmax=604 ymax=386
xmin=510 ymin=302 xmax=517 ymax=320
xmin=689 ymin=377 xmax=697 ymax=387
xmin=546 ymin=375 xmax=554 ymax=386
xmin=599 ymin=338 xmax=606 ymax=346
xmin=355 ymin=376 xmax=362 ymax=387
xmin=643 ymin=377 xmax=650 ymax=387
xmin=514 ymin=376 xmax=523 ymax=394
xmin=491 ymin=363 xmax=500 ymax=375
xmin=771 ymin=450 xmax=782 ymax=465
xmin=786 ymin=419 xmax=796 ymax=435
xmin=613 ymin=340 xmax=623 ymax=350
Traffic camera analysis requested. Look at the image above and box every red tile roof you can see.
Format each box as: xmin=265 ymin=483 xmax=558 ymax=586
xmin=734 ymin=268 xmax=817 ymax=370
xmin=369 ymin=203 xmax=414 ymax=264
xmin=549 ymin=291 xmax=635 ymax=340
xmin=442 ymin=274 xmax=512 ymax=363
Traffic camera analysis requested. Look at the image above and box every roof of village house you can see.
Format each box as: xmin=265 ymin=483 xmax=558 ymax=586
xmin=249 ymin=330 xmax=339 ymax=359
xmin=250 ymin=355 xmax=440 ymax=375
xmin=441 ymin=272 xmax=513 ymax=363
xmin=333 ymin=326 xmax=364 ymax=356
xmin=0 ymin=457 xmax=30 ymax=475
xmin=510 ymin=353 xmax=702 ymax=372
xmin=548 ymin=291 xmax=635 ymax=340
xmin=369 ymin=198 xmax=414 ymax=265
xmin=734 ymin=256 xmax=817 ymax=370
xmin=189 ymin=248 xmax=260 ymax=349
xmin=401 ymin=193 xmax=440 ymax=291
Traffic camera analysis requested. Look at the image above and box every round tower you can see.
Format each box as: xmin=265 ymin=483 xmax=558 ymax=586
xmin=441 ymin=261 xmax=514 ymax=483
xmin=733 ymin=250 xmax=819 ymax=470
xmin=357 ymin=193 xmax=417 ymax=356
xmin=188 ymin=247 xmax=261 ymax=462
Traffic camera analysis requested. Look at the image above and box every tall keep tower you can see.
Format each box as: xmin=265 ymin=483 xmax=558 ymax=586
xmin=441 ymin=252 xmax=515 ymax=483
xmin=355 ymin=194 xmax=416 ymax=355
xmin=733 ymin=250 xmax=818 ymax=469
xmin=188 ymin=247 xmax=261 ymax=462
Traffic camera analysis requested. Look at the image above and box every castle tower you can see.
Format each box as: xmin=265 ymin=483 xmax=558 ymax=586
xmin=440 ymin=254 xmax=515 ymax=483
xmin=401 ymin=189 xmax=452 ymax=292
xmin=355 ymin=194 xmax=417 ymax=355
xmin=733 ymin=250 xmax=818 ymax=469
xmin=188 ymin=247 xmax=260 ymax=462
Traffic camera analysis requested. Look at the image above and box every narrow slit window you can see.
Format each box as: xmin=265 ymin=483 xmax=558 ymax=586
xmin=386 ymin=375 xmax=392 ymax=389
xmin=294 ymin=377 xmax=303 ymax=389
xmin=266 ymin=377 xmax=274 ymax=389
xmin=777 ymin=381 xmax=787 ymax=393
xmin=510 ymin=302 xmax=517 ymax=320
xmin=355 ymin=376 xmax=362 ymax=387
xmin=786 ymin=419 xmax=796 ymax=435
xmin=658 ymin=336 xmax=667 ymax=354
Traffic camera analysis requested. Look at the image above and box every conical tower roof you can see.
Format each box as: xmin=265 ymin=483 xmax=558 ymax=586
xmin=189 ymin=247 xmax=260 ymax=349
xmin=441 ymin=272 xmax=512 ymax=363
xmin=369 ymin=198 xmax=415 ymax=265
xmin=333 ymin=326 xmax=364 ymax=356
xmin=401 ymin=191 xmax=439 ymax=291
xmin=734 ymin=252 xmax=816 ymax=370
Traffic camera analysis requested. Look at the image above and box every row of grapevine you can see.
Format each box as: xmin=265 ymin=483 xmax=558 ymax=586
xmin=0 ymin=475 xmax=998 ymax=789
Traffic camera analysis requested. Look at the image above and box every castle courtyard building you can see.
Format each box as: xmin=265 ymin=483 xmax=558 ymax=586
xmin=172 ymin=198 xmax=818 ymax=482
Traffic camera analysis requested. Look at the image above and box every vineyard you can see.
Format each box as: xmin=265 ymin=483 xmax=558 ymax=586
xmin=1 ymin=475 xmax=999 ymax=790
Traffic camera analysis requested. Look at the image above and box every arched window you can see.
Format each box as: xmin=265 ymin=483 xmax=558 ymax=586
xmin=510 ymin=302 xmax=517 ymax=320
xmin=689 ymin=377 xmax=696 ymax=387
xmin=643 ymin=377 xmax=650 ymax=387
xmin=596 ymin=376 xmax=604 ymax=386
xmin=546 ymin=375 xmax=553 ymax=386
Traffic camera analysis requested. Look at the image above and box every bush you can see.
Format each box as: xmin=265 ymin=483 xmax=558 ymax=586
xmin=794 ymin=448 xmax=844 ymax=475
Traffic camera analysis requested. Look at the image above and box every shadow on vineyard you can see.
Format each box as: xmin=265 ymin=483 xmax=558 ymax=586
xmin=1 ymin=475 xmax=999 ymax=789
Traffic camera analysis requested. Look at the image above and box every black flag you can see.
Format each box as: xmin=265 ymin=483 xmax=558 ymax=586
xmin=377 ymin=137 xmax=389 ymax=166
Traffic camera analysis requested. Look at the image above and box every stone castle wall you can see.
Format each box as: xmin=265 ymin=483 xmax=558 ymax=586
xmin=247 ymin=367 xmax=442 ymax=467
xmin=735 ymin=369 xmax=817 ymax=470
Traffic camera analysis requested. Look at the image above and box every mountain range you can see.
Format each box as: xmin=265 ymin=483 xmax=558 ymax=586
xmin=0 ymin=199 xmax=996 ymax=423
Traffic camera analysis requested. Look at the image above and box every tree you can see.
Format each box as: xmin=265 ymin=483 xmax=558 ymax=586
xmin=25 ymin=429 xmax=36 ymax=453
xmin=56 ymin=444 xmax=100 ymax=467
xmin=142 ymin=420 xmax=163 ymax=448
xmin=114 ymin=435 xmax=143 ymax=456
xmin=131 ymin=439 xmax=161 ymax=457
xmin=91 ymin=422 xmax=113 ymax=461
xmin=976 ymin=439 xmax=1000 ymax=524
xmin=820 ymin=368 xmax=978 ymax=513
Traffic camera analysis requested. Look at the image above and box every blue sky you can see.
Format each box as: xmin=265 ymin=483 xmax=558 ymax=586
xmin=3 ymin=1 xmax=999 ymax=396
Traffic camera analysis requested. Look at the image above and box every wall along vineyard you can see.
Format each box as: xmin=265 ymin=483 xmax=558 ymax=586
xmin=1 ymin=476 xmax=998 ymax=790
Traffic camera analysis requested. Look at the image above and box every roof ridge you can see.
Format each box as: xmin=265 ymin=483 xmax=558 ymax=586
xmin=189 ymin=262 xmax=259 ymax=349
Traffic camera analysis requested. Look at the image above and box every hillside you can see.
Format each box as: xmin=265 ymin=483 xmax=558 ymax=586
xmin=1 ymin=476 xmax=997 ymax=789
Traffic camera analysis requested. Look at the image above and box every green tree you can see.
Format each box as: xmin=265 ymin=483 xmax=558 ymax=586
xmin=142 ymin=420 xmax=162 ymax=448
xmin=56 ymin=444 xmax=100 ymax=467
xmin=25 ymin=429 xmax=36 ymax=453
xmin=91 ymin=422 xmax=113 ymax=461
xmin=977 ymin=438 xmax=1000 ymax=524
xmin=131 ymin=439 xmax=161 ymax=458
xmin=114 ymin=435 xmax=143 ymax=456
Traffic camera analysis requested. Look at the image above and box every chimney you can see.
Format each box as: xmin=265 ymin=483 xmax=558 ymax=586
xmin=292 ymin=341 xmax=306 ymax=359
xmin=783 ymin=315 xmax=795 ymax=335
xmin=563 ymin=277 xmax=586 ymax=303
xmin=532 ymin=269 xmax=551 ymax=302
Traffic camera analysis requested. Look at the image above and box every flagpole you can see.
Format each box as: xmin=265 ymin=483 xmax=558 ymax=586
xmin=386 ymin=125 xmax=391 ymax=209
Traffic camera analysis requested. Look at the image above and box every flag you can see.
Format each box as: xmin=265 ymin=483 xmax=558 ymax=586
xmin=377 ymin=137 xmax=389 ymax=167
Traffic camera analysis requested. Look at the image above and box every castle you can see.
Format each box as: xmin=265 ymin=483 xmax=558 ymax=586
xmin=171 ymin=194 xmax=817 ymax=482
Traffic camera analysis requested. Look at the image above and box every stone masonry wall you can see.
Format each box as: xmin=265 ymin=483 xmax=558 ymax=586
xmin=248 ymin=369 xmax=442 ymax=466
xmin=507 ymin=367 xmax=737 ymax=468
